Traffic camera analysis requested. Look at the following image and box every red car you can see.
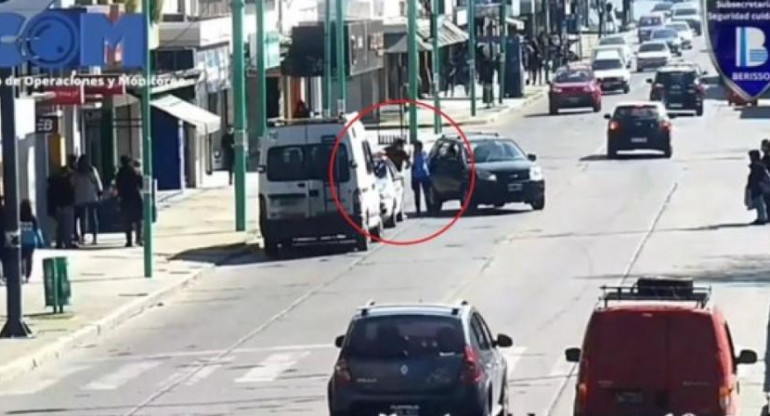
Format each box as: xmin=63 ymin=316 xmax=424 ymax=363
xmin=726 ymin=87 xmax=759 ymax=106
xmin=549 ymin=65 xmax=602 ymax=115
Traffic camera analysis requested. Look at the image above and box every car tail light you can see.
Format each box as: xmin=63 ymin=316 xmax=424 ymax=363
xmin=719 ymin=386 xmax=733 ymax=411
xmin=353 ymin=189 xmax=362 ymax=215
xmin=334 ymin=358 xmax=352 ymax=385
xmin=576 ymin=382 xmax=589 ymax=414
xmin=609 ymin=121 xmax=620 ymax=131
xmin=552 ymin=87 xmax=563 ymax=93
xmin=662 ymin=121 xmax=672 ymax=131
xmin=654 ymin=83 xmax=665 ymax=89
xmin=462 ymin=346 xmax=484 ymax=384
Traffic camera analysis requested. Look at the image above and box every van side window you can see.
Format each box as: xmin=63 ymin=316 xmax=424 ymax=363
xmin=470 ymin=314 xmax=491 ymax=351
xmin=724 ymin=323 xmax=738 ymax=373
xmin=362 ymin=141 xmax=375 ymax=174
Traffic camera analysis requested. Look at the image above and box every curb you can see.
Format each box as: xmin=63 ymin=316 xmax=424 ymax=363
xmin=0 ymin=242 xmax=254 ymax=386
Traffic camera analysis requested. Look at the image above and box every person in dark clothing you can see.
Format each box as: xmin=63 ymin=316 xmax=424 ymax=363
xmin=294 ymin=100 xmax=311 ymax=118
xmin=761 ymin=139 xmax=770 ymax=219
xmin=0 ymin=196 xmax=5 ymax=284
xmin=222 ymin=128 xmax=235 ymax=185
xmin=19 ymin=199 xmax=43 ymax=282
xmin=746 ymin=150 xmax=769 ymax=225
xmin=444 ymin=64 xmax=457 ymax=98
xmin=528 ymin=39 xmax=543 ymax=85
xmin=115 ymin=155 xmax=144 ymax=247
xmin=384 ymin=139 xmax=411 ymax=173
xmin=47 ymin=159 xmax=77 ymax=249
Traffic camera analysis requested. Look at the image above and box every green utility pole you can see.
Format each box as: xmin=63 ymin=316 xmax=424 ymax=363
xmin=431 ymin=0 xmax=441 ymax=134
xmin=324 ymin=0 xmax=332 ymax=116
xmin=407 ymin=0 xmax=418 ymax=144
xmin=254 ymin=0 xmax=267 ymax=196
xmin=141 ymin=0 xmax=154 ymax=278
xmin=468 ymin=0 xmax=477 ymax=116
xmin=233 ymin=0 xmax=247 ymax=232
xmin=335 ymin=0 xmax=346 ymax=114
xmin=499 ymin=1 xmax=507 ymax=104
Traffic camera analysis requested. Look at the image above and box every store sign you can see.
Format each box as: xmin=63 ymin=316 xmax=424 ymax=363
xmin=81 ymin=75 xmax=127 ymax=96
xmin=35 ymin=116 xmax=59 ymax=133
xmin=0 ymin=10 xmax=147 ymax=69
xmin=49 ymin=86 xmax=85 ymax=105
xmin=706 ymin=0 xmax=770 ymax=99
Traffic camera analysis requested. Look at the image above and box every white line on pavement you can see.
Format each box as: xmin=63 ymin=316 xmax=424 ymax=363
xmin=83 ymin=343 xmax=333 ymax=363
xmin=82 ymin=361 xmax=161 ymax=391
xmin=0 ymin=365 xmax=90 ymax=396
xmin=503 ymin=347 xmax=528 ymax=377
xmin=184 ymin=357 xmax=235 ymax=387
xmin=548 ymin=358 xmax=575 ymax=379
xmin=235 ymin=352 xmax=310 ymax=383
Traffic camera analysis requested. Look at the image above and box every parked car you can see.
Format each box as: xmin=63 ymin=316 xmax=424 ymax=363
xmin=650 ymin=27 xmax=682 ymax=56
xmin=592 ymin=52 xmax=631 ymax=93
xmin=426 ymin=132 xmax=546 ymax=212
xmin=373 ymin=157 xmax=405 ymax=228
xmin=549 ymin=65 xmax=602 ymax=114
xmin=638 ymin=14 xmax=666 ymax=42
xmin=258 ymin=116 xmax=383 ymax=255
xmin=605 ymin=101 xmax=676 ymax=158
xmin=565 ymin=278 xmax=757 ymax=416
xmin=671 ymin=3 xmax=702 ymax=35
xmin=665 ymin=21 xmax=694 ymax=49
xmin=647 ymin=65 xmax=705 ymax=116
xmin=636 ymin=41 xmax=672 ymax=72
xmin=328 ymin=301 xmax=514 ymax=416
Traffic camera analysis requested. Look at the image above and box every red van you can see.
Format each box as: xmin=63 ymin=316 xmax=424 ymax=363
xmin=565 ymin=278 xmax=758 ymax=416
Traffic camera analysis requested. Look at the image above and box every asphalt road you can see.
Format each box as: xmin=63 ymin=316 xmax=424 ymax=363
xmin=1 ymin=37 xmax=769 ymax=416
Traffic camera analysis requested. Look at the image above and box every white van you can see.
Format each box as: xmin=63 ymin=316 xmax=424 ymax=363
xmin=258 ymin=115 xmax=383 ymax=256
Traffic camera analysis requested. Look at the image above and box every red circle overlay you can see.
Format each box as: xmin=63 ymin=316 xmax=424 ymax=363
xmin=328 ymin=98 xmax=477 ymax=246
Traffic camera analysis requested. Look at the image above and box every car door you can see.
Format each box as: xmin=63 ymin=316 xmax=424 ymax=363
xmin=470 ymin=313 xmax=498 ymax=407
xmin=477 ymin=313 xmax=506 ymax=403
xmin=443 ymin=142 xmax=465 ymax=199
xmin=264 ymin=144 xmax=312 ymax=221
xmin=429 ymin=140 xmax=455 ymax=196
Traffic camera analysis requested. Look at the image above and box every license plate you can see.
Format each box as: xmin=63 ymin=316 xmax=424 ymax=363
xmin=387 ymin=404 xmax=420 ymax=416
xmin=508 ymin=183 xmax=523 ymax=192
xmin=615 ymin=391 xmax=644 ymax=404
xmin=631 ymin=137 xmax=647 ymax=143
xmin=668 ymin=103 xmax=683 ymax=108
xmin=568 ymin=97 xmax=580 ymax=103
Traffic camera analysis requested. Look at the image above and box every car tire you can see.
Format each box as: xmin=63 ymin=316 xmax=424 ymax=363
xmin=549 ymin=103 xmax=558 ymax=115
xmin=623 ymin=84 xmax=630 ymax=94
xmin=427 ymin=187 xmax=443 ymax=214
xmin=593 ymin=102 xmax=601 ymax=112
xmin=371 ymin=221 xmax=383 ymax=241
xmin=696 ymin=105 xmax=704 ymax=116
xmin=263 ymin=238 xmax=279 ymax=257
xmin=607 ymin=142 xmax=618 ymax=159
xmin=531 ymin=196 xmax=545 ymax=211
xmin=637 ymin=66 xmax=644 ymax=73
xmin=384 ymin=205 xmax=397 ymax=228
xmin=461 ymin=186 xmax=478 ymax=213
xmin=663 ymin=142 xmax=673 ymax=159
xmin=396 ymin=210 xmax=405 ymax=222
xmin=355 ymin=217 xmax=370 ymax=251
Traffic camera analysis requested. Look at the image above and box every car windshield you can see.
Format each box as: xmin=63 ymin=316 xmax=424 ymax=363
xmin=472 ymin=140 xmax=526 ymax=163
xmin=345 ymin=316 xmax=465 ymax=359
xmin=653 ymin=4 xmax=672 ymax=11
xmin=656 ymin=71 xmax=696 ymax=86
xmin=639 ymin=43 xmax=667 ymax=52
xmin=668 ymin=23 xmax=690 ymax=31
xmin=600 ymin=37 xmax=625 ymax=46
xmin=614 ymin=105 xmax=661 ymax=119
xmin=555 ymin=69 xmax=592 ymax=83
xmin=673 ymin=7 xmax=697 ymax=16
xmin=267 ymin=143 xmax=351 ymax=182
xmin=653 ymin=29 xmax=677 ymax=39
xmin=639 ymin=16 xmax=662 ymax=26
xmin=593 ymin=59 xmax=623 ymax=70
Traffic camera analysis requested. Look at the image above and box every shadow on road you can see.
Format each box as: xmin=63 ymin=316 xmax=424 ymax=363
xmin=580 ymin=153 xmax=668 ymax=162
xmin=524 ymin=110 xmax=596 ymax=118
xmin=740 ymin=106 xmax=770 ymax=119
xmin=412 ymin=206 xmax=531 ymax=219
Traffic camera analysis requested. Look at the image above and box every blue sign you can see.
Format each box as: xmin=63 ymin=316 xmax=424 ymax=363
xmin=0 ymin=11 xmax=148 ymax=69
xmin=706 ymin=0 xmax=770 ymax=99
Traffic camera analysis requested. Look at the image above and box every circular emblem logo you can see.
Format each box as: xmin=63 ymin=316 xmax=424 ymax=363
xmin=400 ymin=364 xmax=408 ymax=375
xmin=22 ymin=12 xmax=79 ymax=69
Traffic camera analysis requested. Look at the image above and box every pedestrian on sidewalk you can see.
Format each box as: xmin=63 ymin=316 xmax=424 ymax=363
xmin=528 ymin=39 xmax=543 ymax=85
xmin=0 ymin=196 xmax=6 ymax=284
xmin=47 ymin=159 xmax=77 ymax=249
xmin=19 ymin=199 xmax=44 ymax=283
xmin=761 ymin=139 xmax=770 ymax=220
xmin=222 ymin=127 xmax=235 ymax=185
xmin=385 ymin=139 xmax=412 ymax=173
xmin=746 ymin=150 xmax=770 ymax=225
xmin=411 ymin=141 xmax=431 ymax=216
xmin=444 ymin=64 xmax=456 ymax=98
xmin=294 ymin=99 xmax=310 ymax=118
xmin=73 ymin=154 xmax=103 ymax=245
xmin=116 ymin=155 xmax=144 ymax=247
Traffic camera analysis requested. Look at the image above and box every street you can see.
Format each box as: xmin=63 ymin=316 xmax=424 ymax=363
xmin=0 ymin=37 xmax=768 ymax=416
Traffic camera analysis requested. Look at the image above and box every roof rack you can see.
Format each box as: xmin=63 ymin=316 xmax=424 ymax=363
xmin=451 ymin=299 xmax=469 ymax=315
xmin=600 ymin=277 xmax=711 ymax=308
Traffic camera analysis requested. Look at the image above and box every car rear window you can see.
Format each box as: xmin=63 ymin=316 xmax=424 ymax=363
xmin=267 ymin=144 xmax=351 ymax=182
xmin=345 ymin=315 xmax=464 ymax=359
xmin=614 ymin=105 xmax=660 ymax=119
xmin=653 ymin=29 xmax=677 ymax=39
xmin=668 ymin=23 xmax=690 ymax=31
xmin=655 ymin=71 xmax=696 ymax=86
xmin=472 ymin=140 xmax=526 ymax=163
xmin=592 ymin=59 xmax=623 ymax=71
xmin=554 ymin=69 xmax=592 ymax=83
xmin=673 ymin=8 xmax=697 ymax=16
xmin=600 ymin=37 xmax=625 ymax=46
xmin=639 ymin=43 xmax=666 ymax=52
xmin=640 ymin=16 xmax=662 ymax=26
xmin=653 ymin=3 xmax=672 ymax=11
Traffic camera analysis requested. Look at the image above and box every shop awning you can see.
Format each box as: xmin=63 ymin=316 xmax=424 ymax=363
xmin=386 ymin=19 xmax=469 ymax=54
xmin=151 ymin=95 xmax=221 ymax=134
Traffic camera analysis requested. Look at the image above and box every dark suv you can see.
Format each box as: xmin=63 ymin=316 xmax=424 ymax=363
xmin=426 ymin=133 xmax=547 ymax=213
xmin=647 ymin=66 xmax=705 ymax=116
xmin=605 ymin=102 xmax=676 ymax=158
xmin=328 ymin=301 xmax=513 ymax=416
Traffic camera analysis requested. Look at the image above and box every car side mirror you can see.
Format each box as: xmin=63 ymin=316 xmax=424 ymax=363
xmin=495 ymin=334 xmax=513 ymax=348
xmin=565 ymin=347 xmax=581 ymax=362
xmin=737 ymin=349 xmax=758 ymax=365
xmin=334 ymin=335 xmax=345 ymax=348
xmin=603 ymin=114 xmax=611 ymax=120
xmin=528 ymin=154 xmax=537 ymax=162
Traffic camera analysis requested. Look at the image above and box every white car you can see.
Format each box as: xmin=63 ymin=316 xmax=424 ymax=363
xmin=666 ymin=21 xmax=694 ymax=49
xmin=636 ymin=41 xmax=672 ymax=72
xmin=651 ymin=27 xmax=683 ymax=56
xmin=598 ymin=35 xmax=633 ymax=65
xmin=374 ymin=157 xmax=405 ymax=228
xmin=592 ymin=53 xmax=631 ymax=93
xmin=593 ymin=45 xmax=631 ymax=68
xmin=671 ymin=4 xmax=702 ymax=35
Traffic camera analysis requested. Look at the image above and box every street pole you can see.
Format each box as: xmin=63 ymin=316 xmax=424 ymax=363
xmin=431 ymin=0 xmax=441 ymax=134
xmin=499 ymin=1 xmax=507 ymax=104
xmin=232 ymin=0 xmax=247 ymax=232
xmin=335 ymin=0 xmax=346 ymax=114
xmin=141 ymin=0 xmax=154 ymax=278
xmin=0 ymin=67 xmax=31 ymax=338
xmin=468 ymin=0 xmax=477 ymax=117
xmin=323 ymin=0 xmax=332 ymax=117
xmin=256 ymin=0 xmax=267 ymax=141
xmin=407 ymin=0 xmax=418 ymax=144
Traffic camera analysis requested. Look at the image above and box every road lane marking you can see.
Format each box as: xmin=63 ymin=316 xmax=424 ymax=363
xmin=235 ymin=352 xmax=310 ymax=383
xmin=0 ymin=365 xmax=90 ymax=396
xmin=85 ymin=343 xmax=333 ymax=363
xmin=184 ymin=357 xmax=235 ymax=387
xmin=503 ymin=347 xmax=528 ymax=377
xmin=548 ymin=358 xmax=575 ymax=379
xmin=82 ymin=361 xmax=161 ymax=391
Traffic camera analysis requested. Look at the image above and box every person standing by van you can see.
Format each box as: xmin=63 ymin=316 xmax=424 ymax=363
xmin=385 ymin=139 xmax=411 ymax=173
xmin=411 ymin=141 xmax=431 ymax=216
xmin=73 ymin=155 xmax=103 ymax=245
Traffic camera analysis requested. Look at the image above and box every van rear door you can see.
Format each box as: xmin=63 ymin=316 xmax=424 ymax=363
xmin=306 ymin=132 xmax=351 ymax=224
xmin=265 ymin=139 xmax=311 ymax=221
xmin=584 ymin=311 xmax=668 ymax=415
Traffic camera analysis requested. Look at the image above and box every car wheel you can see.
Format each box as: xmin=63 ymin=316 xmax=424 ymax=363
xmin=263 ymin=238 xmax=279 ymax=257
xmin=384 ymin=205 xmax=397 ymax=228
xmin=593 ymin=102 xmax=601 ymax=112
xmin=355 ymin=217 xmax=371 ymax=251
xmin=461 ymin=186 xmax=478 ymax=213
xmin=499 ymin=381 xmax=510 ymax=416
xmin=370 ymin=220 xmax=383 ymax=241
xmin=607 ymin=142 xmax=618 ymax=159
xmin=637 ymin=66 xmax=644 ymax=72
xmin=696 ymin=105 xmax=704 ymax=116
xmin=396 ymin=210 xmax=405 ymax=222
xmin=549 ymin=103 xmax=558 ymax=115
xmin=427 ymin=187 xmax=443 ymax=214
xmin=530 ymin=196 xmax=545 ymax=211
xmin=623 ymin=84 xmax=630 ymax=94
xmin=663 ymin=143 xmax=673 ymax=159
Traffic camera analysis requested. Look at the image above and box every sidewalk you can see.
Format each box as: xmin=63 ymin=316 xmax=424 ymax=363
xmin=0 ymin=172 xmax=259 ymax=385
xmin=366 ymin=85 xmax=548 ymax=130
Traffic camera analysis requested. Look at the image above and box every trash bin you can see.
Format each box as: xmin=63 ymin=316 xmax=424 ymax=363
xmin=43 ymin=257 xmax=71 ymax=313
